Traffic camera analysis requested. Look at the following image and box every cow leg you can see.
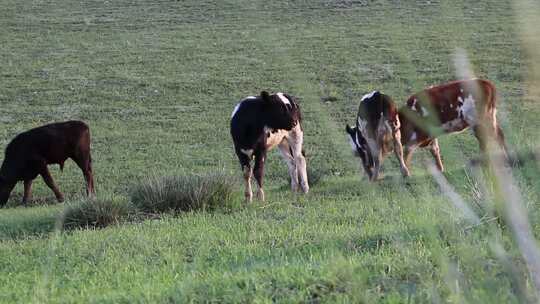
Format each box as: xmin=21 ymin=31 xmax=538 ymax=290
xmin=243 ymin=165 xmax=253 ymax=203
xmin=404 ymin=144 xmax=417 ymax=169
xmin=391 ymin=126 xmax=410 ymax=177
xmin=287 ymin=127 xmax=309 ymax=193
xmin=495 ymin=125 xmax=509 ymax=160
xmin=429 ymin=139 xmax=444 ymax=172
xmin=73 ymin=153 xmax=95 ymax=196
xmin=39 ymin=164 xmax=64 ymax=202
xmin=474 ymin=122 xmax=510 ymax=165
xmin=236 ymin=150 xmax=253 ymax=203
xmin=278 ymin=140 xmax=299 ymax=192
xmin=371 ymin=148 xmax=383 ymax=181
xmin=253 ymin=149 xmax=266 ymax=202
xmin=22 ymin=180 xmax=33 ymax=204
xmin=473 ymin=126 xmax=488 ymax=153
xmin=0 ymin=181 xmax=16 ymax=207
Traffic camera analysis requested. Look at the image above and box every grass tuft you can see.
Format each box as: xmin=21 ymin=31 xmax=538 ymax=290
xmin=61 ymin=195 xmax=136 ymax=229
xmin=130 ymin=172 xmax=237 ymax=214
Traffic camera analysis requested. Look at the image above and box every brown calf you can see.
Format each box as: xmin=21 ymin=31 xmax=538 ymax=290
xmin=399 ymin=78 xmax=507 ymax=172
xmin=0 ymin=120 xmax=95 ymax=206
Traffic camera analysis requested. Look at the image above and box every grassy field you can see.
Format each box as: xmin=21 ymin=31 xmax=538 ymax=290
xmin=1 ymin=0 xmax=540 ymax=302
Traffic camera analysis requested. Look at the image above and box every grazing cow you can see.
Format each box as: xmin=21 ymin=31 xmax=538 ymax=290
xmin=345 ymin=91 xmax=410 ymax=181
xmin=230 ymin=91 xmax=309 ymax=202
xmin=399 ymin=79 xmax=507 ymax=172
xmin=0 ymin=121 xmax=95 ymax=207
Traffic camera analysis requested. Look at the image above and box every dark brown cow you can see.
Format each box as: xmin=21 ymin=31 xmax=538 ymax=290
xmin=399 ymin=79 xmax=507 ymax=171
xmin=0 ymin=121 xmax=95 ymax=206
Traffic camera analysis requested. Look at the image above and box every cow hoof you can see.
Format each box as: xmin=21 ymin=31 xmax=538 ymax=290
xmin=57 ymin=196 xmax=65 ymax=203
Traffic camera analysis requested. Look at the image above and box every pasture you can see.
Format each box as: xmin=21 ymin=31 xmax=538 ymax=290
xmin=1 ymin=0 xmax=539 ymax=302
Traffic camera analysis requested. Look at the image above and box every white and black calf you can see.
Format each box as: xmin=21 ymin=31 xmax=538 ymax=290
xmin=398 ymin=78 xmax=508 ymax=172
xmin=230 ymin=91 xmax=309 ymax=202
xmin=345 ymin=91 xmax=410 ymax=181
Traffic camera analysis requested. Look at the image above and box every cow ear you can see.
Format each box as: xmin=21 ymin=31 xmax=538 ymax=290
xmin=261 ymin=91 xmax=271 ymax=102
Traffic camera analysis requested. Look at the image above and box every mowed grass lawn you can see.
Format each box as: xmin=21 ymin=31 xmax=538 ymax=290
xmin=1 ymin=0 xmax=540 ymax=302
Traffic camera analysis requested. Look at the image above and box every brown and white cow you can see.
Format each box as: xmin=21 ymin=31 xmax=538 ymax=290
xmin=0 ymin=121 xmax=95 ymax=206
xmin=345 ymin=91 xmax=410 ymax=180
xmin=230 ymin=91 xmax=309 ymax=202
xmin=399 ymin=78 xmax=507 ymax=172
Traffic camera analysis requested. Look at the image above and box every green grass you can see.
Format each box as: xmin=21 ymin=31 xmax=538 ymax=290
xmin=1 ymin=0 xmax=540 ymax=302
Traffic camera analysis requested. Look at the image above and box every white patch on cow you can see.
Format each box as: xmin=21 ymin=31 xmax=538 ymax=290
xmin=421 ymin=107 xmax=429 ymax=117
xmin=240 ymin=149 xmax=254 ymax=158
xmin=231 ymin=103 xmax=242 ymax=118
xmin=450 ymin=103 xmax=454 ymax=108
xmin=410 ymin=132 xmax=417 ymax=142
xmin=276 ymin=92 xmax=291 ymax=105
xmin=231 ymin=96 xmax=257 ymax=118
xmin=460 ymin=94 xmax=477 ymax=125
xmin=357 ymin=117 xmax=368 ymax=134
xmin=411 ymin=99 xmax=417 ymax=111
xmin=361 ymin=91 xmax=378 ymax=101
xmin=264 ymin=126 xmax=288 ymax=150
xmin=348 ymin=134 xmax=358 ymax=153
xmin=492 ymin=108 xmax=498 ymax=130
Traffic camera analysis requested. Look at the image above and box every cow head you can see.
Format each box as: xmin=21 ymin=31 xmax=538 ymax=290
xmin=0 ymin=176 xmax=15 ymax=207
xmin=346 ymin=124 xmax=376 ymax=180
xmin=261 ymin=91 xmax=300 ymax=131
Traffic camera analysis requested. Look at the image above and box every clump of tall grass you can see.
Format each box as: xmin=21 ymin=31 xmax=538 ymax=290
xmin=130 ymin=172 xmax=237 ymax=214
xmin=61 ymin=195 xmax=136 ymax=229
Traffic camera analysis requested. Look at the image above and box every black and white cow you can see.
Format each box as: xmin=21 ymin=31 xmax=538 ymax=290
xmin=230 ymin=91 xmax=309 ymax=202
xmin=345 ymin=91 xmax=410 ymax=181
